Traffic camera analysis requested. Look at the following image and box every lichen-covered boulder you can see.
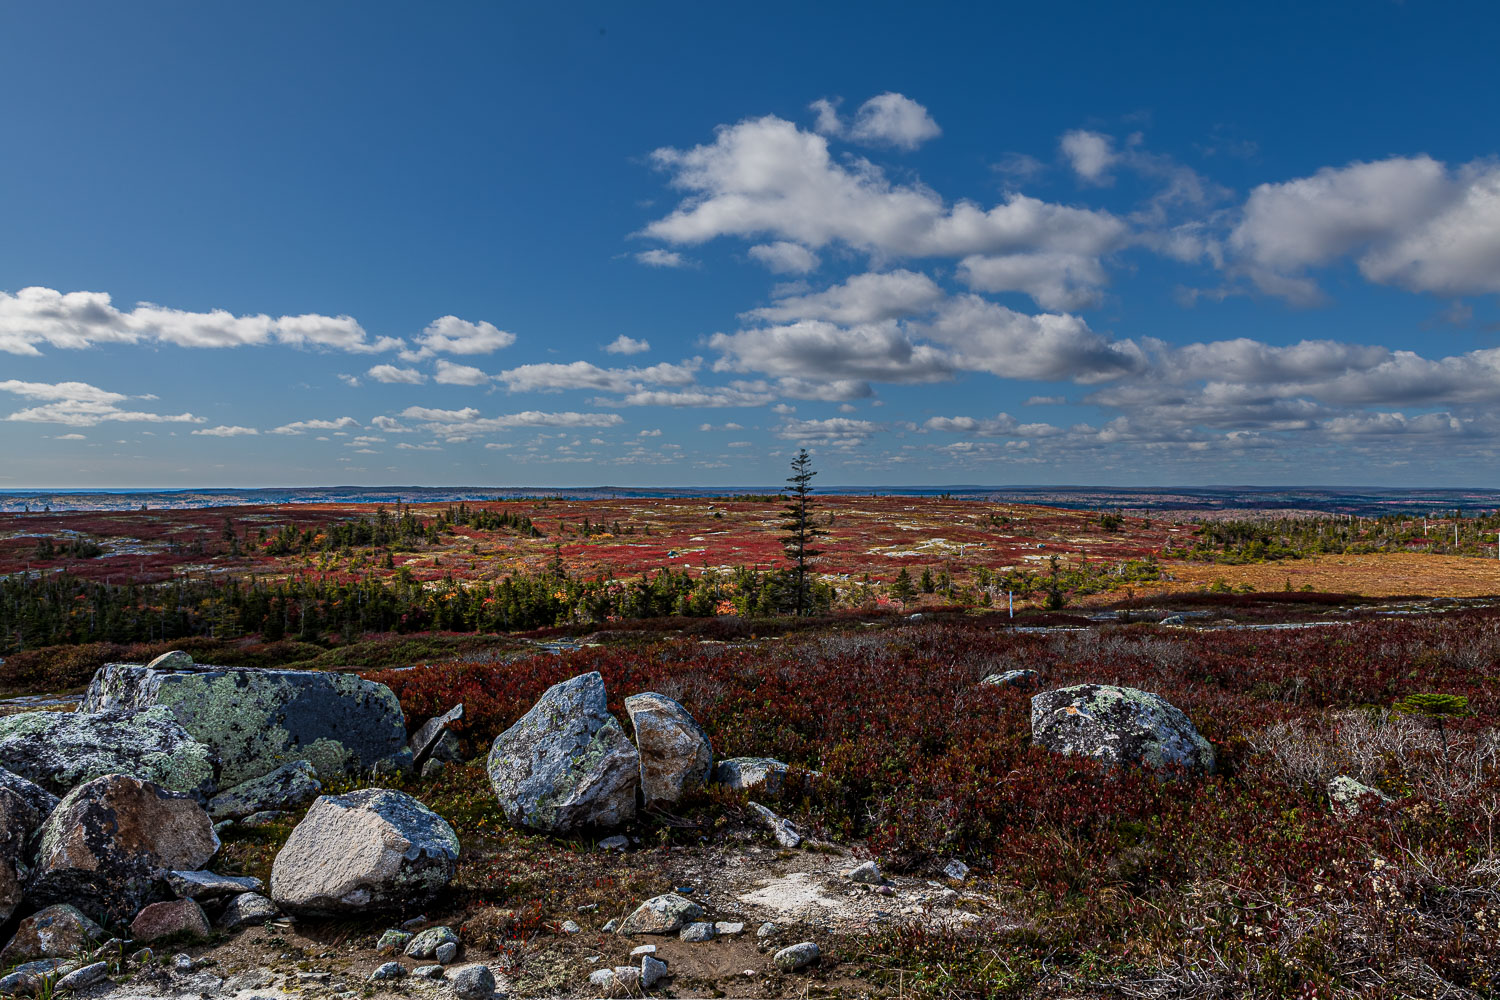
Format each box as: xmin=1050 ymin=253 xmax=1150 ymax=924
xmin=0 ymin=767 xmax=59 ymax=818
xmin=487 ymin=672 xmax=639 ymax=833
xmin=0 ymin=708 xmax=217 ymax=799
xmin=269 ymin=788 xmax=459 ymax=915
xmin=0 ymin=905 xmax=105 ymax=964
xmin=1030 ymin=684 xmax=1215 ymax=775
xmin=625 ymin=692 xmax=713 ymax=808
xmin=1328 ymin=775 xmax=1393 ymax=820
xmin=28 ymin=773 xmax=220 ymax=922
xmin=0 ymin=789 xmax=41 ymax=925
xmin=81 ymin=660 xmax=407 ymax=786
xmin=981 ymin=669 xmax=1038 ymax=688
xmin=713 ymin=757 xmax=790 ymax=793
xmin=207 ymin=759 xmax=321 ymax=821
xmin=616 ymin=893 xmax=703 ymax=935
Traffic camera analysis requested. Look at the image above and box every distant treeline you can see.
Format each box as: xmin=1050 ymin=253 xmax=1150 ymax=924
xmin=0 ymin=565 xmax=835 ymax=654
xmin=1169 ymin=511 xmax=1500 ymax=564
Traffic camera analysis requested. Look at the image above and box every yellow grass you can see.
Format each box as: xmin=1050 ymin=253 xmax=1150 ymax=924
xmin=1160 ymin=552 xmax=1500 ymax=598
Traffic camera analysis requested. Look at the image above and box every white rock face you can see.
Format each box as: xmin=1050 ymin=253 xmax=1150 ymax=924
xmin=486 ymin=673 xmax=639 ymax=833
xmin=270 ymin=788 xmax=459 ymax=914
xmin=624 ymin=692 xmax=713 ymax=807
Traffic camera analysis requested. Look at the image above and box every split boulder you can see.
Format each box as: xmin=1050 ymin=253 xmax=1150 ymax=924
xmin=269 ymin=788 xmax=459 ymax=915
xmin=411 ymin=704 xmax=464 ymax=769
xmin=29 ymin=773 xmax=219 ymax=922
xmin=487 ymin=672 xmax=638 ymax=833
xmin=624 ymin=692 xmax=713 ymax=807
xmin=82 ymin=658 xmax=407 ymax=786
xmin=0 ymin=707 xmax=217 ymax=800
xmin=1030 ymin=684 xmax=1215 ymax=775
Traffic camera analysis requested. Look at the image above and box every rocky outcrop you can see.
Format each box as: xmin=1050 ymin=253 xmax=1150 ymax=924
xmin=487 ymin=672 xmax=639 ymax=833
xmin=1031 ymin=684 xmax=1215 ymax=775
xmin=0 ymin=767 xmax=59 ymax=818
xmin=207 ymin=760 xmax=321 ymax=821
xmin=0 ymin=789 xmax=41 ymax=925
xmin=0 ymin=708 xmax=217 ymax=799
xmin=0 ymin=904 xmax=105 ymax=963
xmin=625 ymin=692 xmax=713 ymax=807
xmin=269 ymin=788 xmax=459 ymax=915
xmin=411 ymin=704 xmax=464 ymax=769
xmin=714 ymin=757 xmax=791 ymax=793
xmin=28 ymin=773 xmax=219 ymax=922
xmin=81 ymin=657 xmax=407 ymax=786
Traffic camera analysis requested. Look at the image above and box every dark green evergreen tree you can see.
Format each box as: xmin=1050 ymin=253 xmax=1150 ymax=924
xmin=780 ymin=448 xmax=823 ymax=616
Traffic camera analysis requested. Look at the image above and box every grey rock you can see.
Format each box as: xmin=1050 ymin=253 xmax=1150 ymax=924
xmin=450 ymin=964 xmax=496 ymax=1000
xmin=29 ymin=773 xmax=219 ymax=922
xmin=847 ymin=860 xmax=883 ymax=884
xmin=486 ymin=672 xmax=638 ymax=833
xmin=713 ymin=756 xmax=789 ymax=793
xmin=942 ymin=859 xmax=969 ymax=881
xmin=641 ymin=954 xmax=669 ymax=989
xmin=617 ymin=892 xmax=702 ymax=935
xmin=411 ymin=703 xmax=464 ymax=770
xmin=755 ymin=921 xmax=780 ymax=950
xmin=404 ymin=925 xmax=460 ymax=959
xmin=773 ymin=941 xmax=820 ymax=971
xmin=980 ymin=669 xmax=1038 ymax=688
xmin=376 ymin=929 xmax=413 ymax=954
xmin=624 ymin=692 xmax=713 ymax=807
xmin=1160 ymin=615 xmax=1187 ymax=626
xmin=587 ymin=968 xmax=617 ymax=990
xmin=55 ymin=961 xmax=110 ymax=991
xmin=0 ymin=960 xmax=64 ymax=997
xmin=0 ymin=767 xmax=60 ymax=818
xmin=81 ymin=661 xmax=408 ymax=786
xmin=401 ymin=914 xmax=428 ymax=928
xmin=0 ymin=788 xmax=40 ymax=925
xmin=435 ymin=941 xmax=459 ymax=965
xmin=129 ymin=898 xmax=211 ymax=942
xmin=239 ymin=810 xmax=287 ymax=827
xmin=166 ymin=869 xmax=263 ymax=899
xmin=629 ymin=944 xmax=656 ymax=956
xmin=0 ymin=707 xmax=217 ymax=799
xmin=271 ymin=789 xmax=459 ymax=915
xmin=679 ymin=921 xmax=716 ymax=942
xmin=413 ymin=965 xmax=445 ymax=980
xmin=0 ymin=906 xmax=104 ymax=964
xmin=369 ymin=962 xmax=405 ymax=982
xmin=207 ymin=760 xmax=321 ymax=821
xmin=421 ymin=759 xmax=447 ymax=779
xmin=1328 ymin=775 xmax=1393 ymax=820
xmin=748 ymin=800 xmax=801 ymax=848
xmin=1031 ymin=684 xmax=1215 ymax=775
xmin=597 ymin=834 xmax=629 ymax=851
xmin=601 ymin=918 xmax=620 ymax=933
xmin=560 ymin=920 xmax=581 ymax=935
xmin=146 ymin=650 xmax=195 ymax=671
xmin=170 ymin=952 xmax=194 ymax=972
xmin=714 ymin=921 xmax=745 ymax=936
xmin=216 ymin=892 xmax=277 ymax=930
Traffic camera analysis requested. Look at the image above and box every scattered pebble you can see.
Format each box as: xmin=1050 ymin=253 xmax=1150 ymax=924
xmin=774 ymin=941 xmax=820 ymax=971
xmin=877 ymin=884 xmax=895 ymax=897
xmin=413 ymin=964 xmax=445 ymax=980
xmin=560 ymin=920 xmax=581 ymax=935
xmin=679 ymin=921 xmax=716 ymax=942
xmin=434 ymin=941 xmax=458 ymax=965
xmin=714 ymin=921 xmax=745 ymax=936
xmin=629 ymin=944 xmax=657 ymax=957
xmin=577 ymin=903 xmax=599 ymax=913
xmin=369 ymin=963 xmax=405 ymax=982
xmin=847 ymin=860 xmax=883 ymax=884
xmin=401 ymin=914 xmax=429 ymax=929
xmin=597 ymin=835 xmax=629 ymax=851
xmin=943 ymin=859 xmax=970 ymax=881
xmin=171 ymin=953 xmax=194 ymax=973
xmin=601 ymin=918 xmax=620 ymax=933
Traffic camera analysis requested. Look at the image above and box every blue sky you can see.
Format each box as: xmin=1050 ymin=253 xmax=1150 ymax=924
xmin=3 ymin=1 xmax=1499 ymax=488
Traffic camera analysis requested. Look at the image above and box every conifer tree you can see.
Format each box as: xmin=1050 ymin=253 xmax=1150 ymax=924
xmin=780 ymin=448 xmax=822 ymax=616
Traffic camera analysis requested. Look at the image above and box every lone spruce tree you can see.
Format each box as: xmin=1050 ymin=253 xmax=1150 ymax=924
xmin=781 ymin=448 xmax=823 ymax=616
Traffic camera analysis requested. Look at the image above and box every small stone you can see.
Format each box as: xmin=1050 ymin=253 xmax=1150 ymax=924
xmin=376 ymin=929 xmax=413 ymax=955
xmin=435 ymin=941 xmax=459 ymax=965
xmin=588 ymin=969 xmax=616 ymax=989
xmin=405 ymin=926 xmax=460 ymax=959
xmin=641 ymin=954 xmax=668 ymax=989
xmin=127 ymin=948 xmax=153 ymax=967
xmin=559 ymin=920 xmax=581 ymax=935
xmin=240 ymin=810 xmax=287 ymax=827
xmin=847 ymin=860 xmax=883 ymax=884
xmin=980 ymin=669 xmax=1038 ymax=688
xmin=942 ymin=859 xmax=970 ymax=881
xmin=413 ymin=964 xmax=445 ymax=980
xmin=877 ymin=884 xmax=895 ymax=897
xmin=755 ymin=921 xmax=779 ymax=951
xmin=55 ymin=961 xmax=110 ymax=992
xmin=296 ymin=971 xmax=330 ymax=984
xmin=612 ymin=966 xmax=643 ymax=992
xmin=171 ymin=953 xmax=194 ymax=972
xmin=401 ymin=914 xmax=428 ymax=928
xmin=678 ymin=921 xmax=715 ymax=942
xmin=1328 ymin=775 xmax=1394 ymax=820
xmin=601 ymin=918 xmax=620 ymax=933
xmin=217 ymin=892 xmax=278 ymax=930
xmin=774 ymin=941 xmax=820 ymax=971
xmin=616 ymin=893 xmax=702 ymax=935
xmin=130 ymin=898 xmax=211 ymax=942
xmin=597 ymin=834 xmax=628 ymax=851
xmin=88 ymin=939 xmax=124 ymax=961
xmin=369 ymin=962 xmax=405 ymax=982
xmin=450 ymin=964 xmax=496 ymax=1000
xmin=577 ymin=903 xmax=599 ymax=913
xmin=629 ymin=944 xmax=656 ymax=956
xmin=714 ymin=921 xmax=745 ymax=936
xmin=420 ymin=759 xmax=447 ymax=780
